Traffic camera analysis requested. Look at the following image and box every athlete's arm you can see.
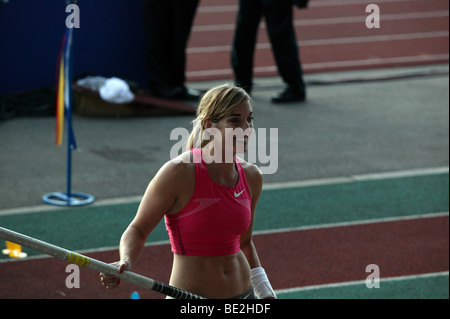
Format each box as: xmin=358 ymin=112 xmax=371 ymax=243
xmin=239 ymin=163 xmax=276 ymax=299
xmin=240 ymin=162 xmax=263 ymax=269
xmin=100 ymin=154 xmax=193 ymax=288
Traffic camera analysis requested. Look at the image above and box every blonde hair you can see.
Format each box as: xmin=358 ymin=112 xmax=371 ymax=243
xmin=187 ymin=84 xmax=252 ymax=150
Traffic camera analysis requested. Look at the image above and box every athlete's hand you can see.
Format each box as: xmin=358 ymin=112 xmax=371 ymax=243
xmin=99 ymin=260 xmax=130 ymax=289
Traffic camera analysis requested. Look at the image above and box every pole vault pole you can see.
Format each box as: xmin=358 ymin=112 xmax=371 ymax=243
xmin=0 ymin=226 xmax=205 ymax=299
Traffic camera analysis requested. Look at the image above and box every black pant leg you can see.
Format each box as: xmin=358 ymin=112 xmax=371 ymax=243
xmin=263 ymin=0 xmax=305 ymax=92
xmin=170 ymin=0 xmax=199 ymax=88
xmin=142 ymin=0 xmax=173 ymax=92
xmin=231 ymin=0 xmax=263 ymax=92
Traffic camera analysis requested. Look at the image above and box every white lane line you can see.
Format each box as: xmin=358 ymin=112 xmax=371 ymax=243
xmin=275 ymin=271 xmax=449 ymax=294
xmin=0 ymin=167 xmax=447 ymax=216
xmin=187 ymin=31 xmax=449 ymax=53
xmin=186 ymin=54 xmax=450 ymax=77
xmin=196 ymin=0 xmax=431 ymax=13
xmin=192 ymin=11 xmax=449 ymax=32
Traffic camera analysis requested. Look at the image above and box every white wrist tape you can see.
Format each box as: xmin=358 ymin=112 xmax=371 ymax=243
xmin=250 ymin=267 xmax=277 ymax=299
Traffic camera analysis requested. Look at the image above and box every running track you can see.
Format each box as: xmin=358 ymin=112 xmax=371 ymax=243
xmin=0 ymin=169 xmax=448 ymax=299
xmin=186 ymin=0 xmax=449 ymax=81
xmin=0 ymin=0 xmax=448 ymax=299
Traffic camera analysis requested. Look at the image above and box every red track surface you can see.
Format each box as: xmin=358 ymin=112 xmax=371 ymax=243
xmin=186 ymin=0 xmax=449 ymax=81
xmin=0 ymin=215 xmax=447 ymax=299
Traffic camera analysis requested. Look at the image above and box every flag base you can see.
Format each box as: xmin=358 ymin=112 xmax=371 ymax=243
xmin=42 ymin=192 xmax=95 ymax=207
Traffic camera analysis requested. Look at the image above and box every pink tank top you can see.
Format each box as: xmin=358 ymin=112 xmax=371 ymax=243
xmin=165 ymin=148 xmax=252 ymax=256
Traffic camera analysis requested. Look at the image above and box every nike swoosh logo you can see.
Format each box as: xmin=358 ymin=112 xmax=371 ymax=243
xmin=234 ymin=189 xmax=245 ymax=197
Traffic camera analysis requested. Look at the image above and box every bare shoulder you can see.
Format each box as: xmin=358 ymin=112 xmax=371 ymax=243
xmin=157 ymin=151 xmax=195 ymax=185
xmin=237 ymin=157 xmax=263 ymax=197
xmin=132 ymin=151 xmax=196 ymax=229
xmin=239 ymin=160 xmax=263 ymax=182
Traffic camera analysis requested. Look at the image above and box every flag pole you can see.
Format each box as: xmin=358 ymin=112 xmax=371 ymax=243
xmin=65 ymin=26 xmax=75 ymax=203
xmin=43 ymin=1 xmax=94 ymax=207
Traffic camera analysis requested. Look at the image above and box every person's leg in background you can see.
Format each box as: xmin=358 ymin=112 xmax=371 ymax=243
xmin=231 ymin=0 xmax=263 ymax=94
xmin=142 ymin=0 xmax=200 ymax=100
xmin=263 ymin=0 xmax=306 ymax=103
xmin=169 ymin=0 xmax=201 ymax=100
xmin=142 ymin=0 xmax=172 ymax=97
